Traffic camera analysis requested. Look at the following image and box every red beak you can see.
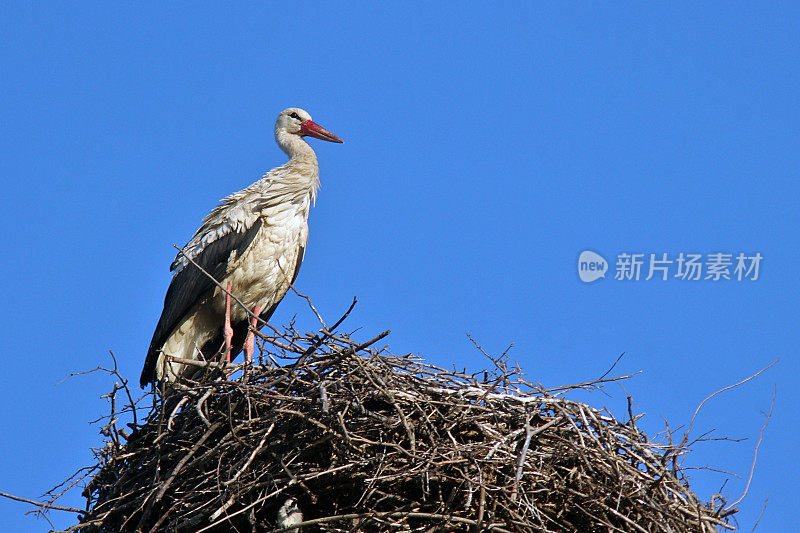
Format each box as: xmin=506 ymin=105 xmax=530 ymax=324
xmin=300 ymin=120 xmax=344 ymax=143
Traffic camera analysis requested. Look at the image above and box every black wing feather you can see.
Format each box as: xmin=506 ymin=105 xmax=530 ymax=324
xmin=291 ymin=244 xmax=305 ymax=284
xmin=140 ymin=219 xmax=263 ymax=387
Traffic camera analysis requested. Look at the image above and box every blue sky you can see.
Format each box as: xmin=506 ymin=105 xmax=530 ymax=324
xmin=1 ymin=3 xmax=797 ymax=530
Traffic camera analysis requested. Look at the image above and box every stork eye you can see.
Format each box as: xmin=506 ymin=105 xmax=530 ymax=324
xmin=290 ymin=112 xmax=300 ymax=120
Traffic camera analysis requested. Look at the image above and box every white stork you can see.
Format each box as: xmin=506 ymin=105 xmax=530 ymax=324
xmin=140 ymin=107 xmax=343 ymax=387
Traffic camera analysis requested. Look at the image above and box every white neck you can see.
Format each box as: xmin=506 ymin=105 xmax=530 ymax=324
xmin=275 ymin=131 xmax=318 ymax=164
xmin=272 ymin=131 xmax=321 ymax=200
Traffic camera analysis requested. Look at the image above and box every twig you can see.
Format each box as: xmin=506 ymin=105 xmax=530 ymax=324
xmin=223 ymin=422 xmax=274 ymax=486
xmin=0 ymin=491 xmax=82 ymax=513
xmin=269 ymin=511 xmax=515 ymax=533
xmin=726 ymin=385 xmax=775 ymax=510
xmin=681 ymin=359 xmax=778 ymax=457
xmin=597 ymin=352 xmax=626 ymax=381
xmin=749 ymin=496 xmax=769 ymax=532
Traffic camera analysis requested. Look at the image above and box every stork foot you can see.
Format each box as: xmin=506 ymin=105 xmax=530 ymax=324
xmin=244 ymin=305 xmax=262 ymax=369
xmin=224 ymin=282 xmax=234 ymax=364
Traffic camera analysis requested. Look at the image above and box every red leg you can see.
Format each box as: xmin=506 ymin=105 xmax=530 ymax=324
xmin=224 ymin=281 xmax=233 ymax=363
xmin=244 ymin=304 xmax=262 ymax=366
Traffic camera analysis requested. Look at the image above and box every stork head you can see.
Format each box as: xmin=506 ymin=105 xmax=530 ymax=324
xmin=275 ymin=107 xmax=343 ymax=143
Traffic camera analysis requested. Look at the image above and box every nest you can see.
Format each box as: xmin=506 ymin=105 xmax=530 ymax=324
xmin=71 ymin=321 xmax=735 ymax=532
